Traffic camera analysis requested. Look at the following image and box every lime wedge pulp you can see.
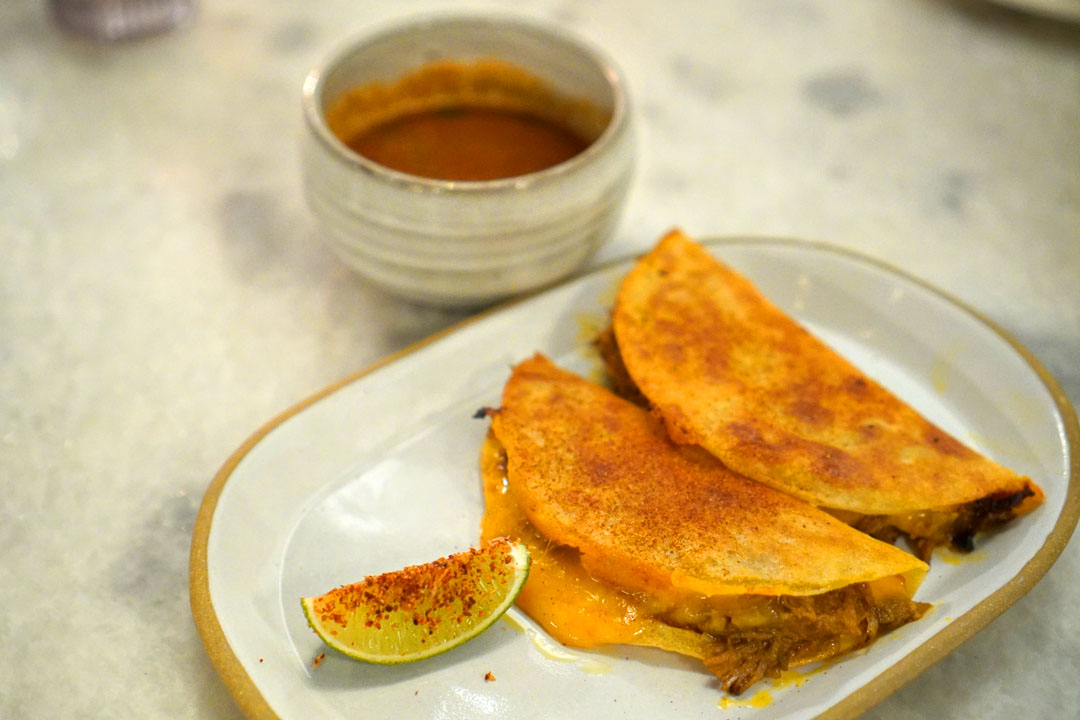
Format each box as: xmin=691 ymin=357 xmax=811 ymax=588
xmin=301 ymin=538 xmax=530 ymax=665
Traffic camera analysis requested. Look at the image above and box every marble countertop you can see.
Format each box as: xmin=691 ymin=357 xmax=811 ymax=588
xmin=1 ymin=0 xmax=1077 ymax=717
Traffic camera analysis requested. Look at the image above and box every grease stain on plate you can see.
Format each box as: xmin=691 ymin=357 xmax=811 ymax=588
xmin=718 ymin=688 xmax=773 ymax=709
xmin=576 ymin=310 xmax=612 ymax=386
xmin=502 ymin=611 xmax=611 ymax=674
xmin=931 ymin=359 xmax=951 ymax=396
xmin=938 ymin=548 xmax=988 ymax=566
xmin=771 ymin=666 xmax=816 ymax=690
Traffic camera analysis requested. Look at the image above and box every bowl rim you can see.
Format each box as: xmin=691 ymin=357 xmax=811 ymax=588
xmin=300 ymin=11 xmax=633 ymax=196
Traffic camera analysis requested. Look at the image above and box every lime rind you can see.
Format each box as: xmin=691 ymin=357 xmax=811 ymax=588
xmin=301 ymin=539 xmax=530 ymax=665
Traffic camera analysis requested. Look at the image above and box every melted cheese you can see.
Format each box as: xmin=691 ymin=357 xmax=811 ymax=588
xmin=480 ymin=434 xmax=708 ymax=657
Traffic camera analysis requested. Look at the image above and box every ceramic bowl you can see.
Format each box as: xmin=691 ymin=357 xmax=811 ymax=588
xmin=301 ymin=13 xmax=634 ymax=307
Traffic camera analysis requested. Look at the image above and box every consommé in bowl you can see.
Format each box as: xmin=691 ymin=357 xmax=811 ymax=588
xmin=301 ymin=13 xmax=635 ymax=307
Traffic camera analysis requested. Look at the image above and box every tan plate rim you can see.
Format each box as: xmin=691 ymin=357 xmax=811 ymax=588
xmin=189 ymin=235 xmax=1080 ymax=720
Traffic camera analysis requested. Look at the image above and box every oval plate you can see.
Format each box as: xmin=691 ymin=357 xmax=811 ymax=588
xmin=190 ymin=237 xmax=1079 ymax=719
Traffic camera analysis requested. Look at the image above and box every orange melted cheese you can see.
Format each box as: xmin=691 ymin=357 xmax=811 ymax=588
xmin=480 ymin=433 xmax=706 ymax=655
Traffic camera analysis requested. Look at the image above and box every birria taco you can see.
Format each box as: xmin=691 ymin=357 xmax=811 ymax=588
xmin=480 ymin=354 xmax=929 ymax=694
xmin=602 ymin=230 xmax=1043 ymax=560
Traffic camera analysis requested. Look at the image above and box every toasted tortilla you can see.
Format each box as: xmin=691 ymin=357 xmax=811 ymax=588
xmin=490 ymin=354 xmax=927 ymax=597
xmin=610 ymin=230 xmax=1043 ymax=553
xmin=484 ymin=354 xmax=928 ymax=693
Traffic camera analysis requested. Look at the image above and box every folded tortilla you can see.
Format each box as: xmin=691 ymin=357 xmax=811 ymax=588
xmin=482 ymin=354 xmax=928 ymax=694
xmin=608 ymin=230 xmax=1043 ymax=559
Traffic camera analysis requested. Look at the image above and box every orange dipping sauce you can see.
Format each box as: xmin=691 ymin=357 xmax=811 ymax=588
xmin=325 ymin=60 xmax=610 ymax=182
xmin=345 ymin=107 xmax=590 ymax=181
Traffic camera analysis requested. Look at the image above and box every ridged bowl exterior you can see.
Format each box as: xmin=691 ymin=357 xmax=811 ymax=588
xmin=301 ymin=14 xmax=634 ymax=307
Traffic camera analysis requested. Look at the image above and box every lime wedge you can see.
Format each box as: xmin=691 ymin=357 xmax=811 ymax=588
xmin=301 ymin=538 xmax=530 ymax=664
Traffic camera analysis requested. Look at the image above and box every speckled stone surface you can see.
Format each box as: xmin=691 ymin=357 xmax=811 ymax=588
xmin=1 ymin=0 xmax=1077 ymax=718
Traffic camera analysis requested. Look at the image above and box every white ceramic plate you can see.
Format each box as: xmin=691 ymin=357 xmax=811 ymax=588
xmin=191 ymin=238 xmax=1079 ymax=720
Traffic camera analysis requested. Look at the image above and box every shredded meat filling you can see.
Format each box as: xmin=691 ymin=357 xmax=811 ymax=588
xmin=853 ymin=486 xmax=1037 ymax=561
xmin=667 ymin=584 xmax=927 ymax=694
